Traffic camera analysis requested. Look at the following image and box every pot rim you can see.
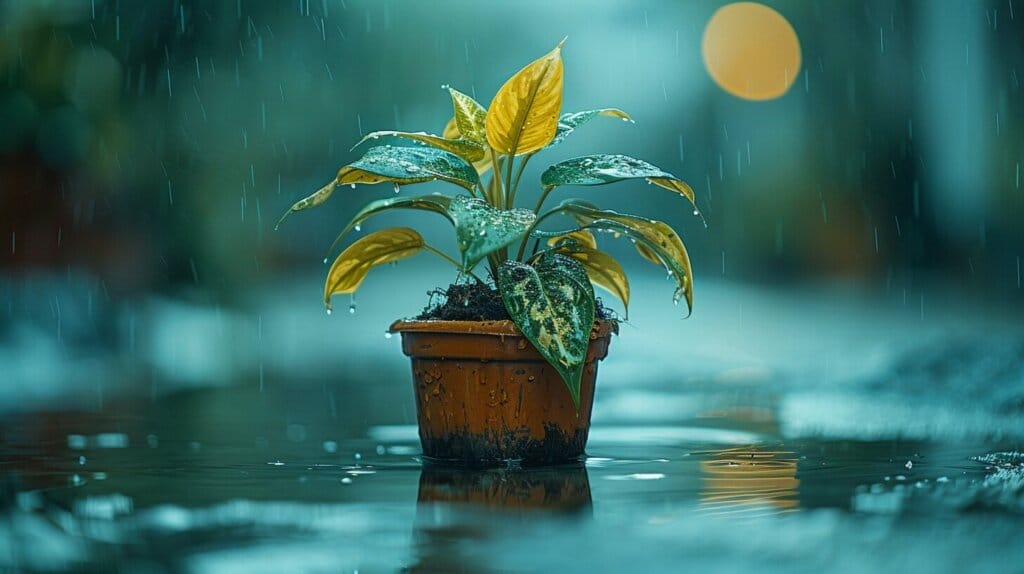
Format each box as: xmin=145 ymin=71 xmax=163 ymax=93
xmin=389 ymin=318 xmax=618 ymax=338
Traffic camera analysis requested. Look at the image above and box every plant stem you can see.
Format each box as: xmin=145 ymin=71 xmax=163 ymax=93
xmin=423 ymin=244 xmax=485 ymax=283
xmin=508 ymin=153 xmax=533 ymax=207
xmin=488 ymin=147 xmax=504 ymax=208
xmin=532 ymin=184 xmax=556 ymax=214
xmin=515 ymin=204 xmax=567 ymax=261
xmin=503 ymin=153 xmax=515 ymax=209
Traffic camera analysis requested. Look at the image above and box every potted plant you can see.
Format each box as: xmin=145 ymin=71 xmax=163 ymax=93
xmin=277 ymin=38 xmax=701 ymax=465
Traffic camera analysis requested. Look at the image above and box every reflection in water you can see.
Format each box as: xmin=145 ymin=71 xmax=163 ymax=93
xmin=699 ymin=447 xmax=800 ymax=517
xmin=408 ymin=464 xmax=591 ymax=572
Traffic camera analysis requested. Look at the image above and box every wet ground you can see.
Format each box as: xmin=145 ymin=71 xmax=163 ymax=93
xmin=3 ymin=268 xmax=1024 ymax=572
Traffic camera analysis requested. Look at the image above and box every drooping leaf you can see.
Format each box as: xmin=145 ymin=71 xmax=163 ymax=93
xmin=276 ymin=146 xmax=479 ymax=228
xmin=486 ymin=39 xmax=565 ymax=156
xmin=448 ymin=196 xmax=535 ymax=269
xmin=324 ymin=227 xmax=423 ymax=310
xmin=448 ymin=87 xmax=488 ymax=145
xmin=498 ymin=253 xmax=596 ymax=407
xmin=546 ymin=229 xmax=597 ymax=250
xmin=330 ymin=195 xmax=534 ymax=271
xmin=540 ymin=154 xmax=701 ymax=218
xmin=275 ymin=180 xmax=337 ymax=229
xmin=547 ymin=108 xmax=633 ymax=148
xmin=443 ymin=116 xmax=492 ymax=175
xmin=353 ymin=131 xmax=485 ymax=162
xmin=545 ymin=199 xmax=694 ymax=315
xmin=549 ymin=242 xmax=630 ymax=317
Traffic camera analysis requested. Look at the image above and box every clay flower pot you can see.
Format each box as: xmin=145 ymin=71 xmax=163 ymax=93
xmin=389 ymin=319 xmax=617 ymax=465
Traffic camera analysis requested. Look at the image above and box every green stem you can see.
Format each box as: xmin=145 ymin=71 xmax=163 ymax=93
xmin=423 ymin=244 xmax=485 ymax=283
xmin=488 ymin=147 xmax=504 ymax=208
xmin=515 ymin=204 xmax=568 ymax=261
xmin=532 ymin=184 xmax=556 ymax=215
xmin=503 ymin=153 xmax=515 ymax=209
xmin=508 ymin=153 xmax=533 ymax=208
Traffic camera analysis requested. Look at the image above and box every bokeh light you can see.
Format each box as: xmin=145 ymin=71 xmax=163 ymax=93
xmin=702 ymin=2 xmax=801 ymax=101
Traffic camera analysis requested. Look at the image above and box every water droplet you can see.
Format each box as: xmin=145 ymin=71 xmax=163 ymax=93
xmin=478 ymin=229 xmax=487 ymax=236
xmin=392 ymin=183 xmax=400 ymax=194
xmin=78 ymin=455 xmax=86 ymax=465
xmin=348 ymin=304 xmax=357 ymax=314
xmin=440 ymin=83 xmax=450 ymax=90
xmin=354 ymin=452 xmax=362 ymax=460
xmin=322 ymin=257 xmax=329 ymax=264
xmin=341 ymin=477 xmax=353 ymax=484
xmin=384 ymin=332 xmax=393 ymax=339
xmin=326 ymin=308 xmax=333 ymax=315
xmin=905 ymin=460 xmax=913 ymax=470
xmin=354 ymin=224 xmax=362 ymax=232
xmin=349 ymin=183 xmax=356 ymax=189
xmin=693 ymin=209 xmax=700 ymax=216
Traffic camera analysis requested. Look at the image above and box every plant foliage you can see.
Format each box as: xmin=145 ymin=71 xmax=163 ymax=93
xmin=278 ymin=39 xmax=701 ymax=407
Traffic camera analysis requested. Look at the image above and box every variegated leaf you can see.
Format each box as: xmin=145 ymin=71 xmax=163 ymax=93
xmin=498 ymin=253 xmax=596 ymax=407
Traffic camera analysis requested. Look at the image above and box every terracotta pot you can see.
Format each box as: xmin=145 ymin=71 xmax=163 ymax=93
xmin=389 ymin=319 xmax=616 ymax=465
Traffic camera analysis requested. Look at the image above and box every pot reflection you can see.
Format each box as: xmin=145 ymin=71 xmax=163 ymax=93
xmin=407 ymin=464 xmax=591 ymax=572
xmin=698 ymin=446 xmax=800 ymax=517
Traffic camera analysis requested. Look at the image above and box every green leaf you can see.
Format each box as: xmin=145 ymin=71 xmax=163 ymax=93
xmin=449 ymin=87 xmax=488 ymax=145
xmin=352 ymin=131 xmax=485 ymax=162
xmin=275 ymin=146 xmax=479 ymax=229
xmin=329 ymin=195 xmax=534 ymax=271
xmin=498 ymin=253 xmax=596 ymax=407
xmin=448 ymin=195 xmax=536 ymax=270
xmin=547 ymin=108 xmax=632 ymax=148
xmin=540 ymin=154 xmax=701 ymax=218
xmin=545 ymin=199 xmax=694 ymax=315
xmin=324 ymin=228 xmax=423 ymax=310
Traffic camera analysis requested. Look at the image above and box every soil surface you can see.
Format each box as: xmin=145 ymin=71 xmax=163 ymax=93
xmin=416 ymin=282 xmax=617 ymax=322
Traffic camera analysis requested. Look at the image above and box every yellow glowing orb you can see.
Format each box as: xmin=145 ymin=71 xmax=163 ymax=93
xmin=702 ymin=2 xmax=801 ymax=101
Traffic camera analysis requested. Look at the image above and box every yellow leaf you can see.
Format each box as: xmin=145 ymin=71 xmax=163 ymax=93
xmin=557 ymin=246 xmax=630 ymax=316
xmin=486 ymin=39 xmax=565 ymax=156
xmin=324 ymin=227 xmax=423 ymax=309
xmin=633 ymin=241 xmax=663 ymax=266
xmin=443 ymin=116 xmax=493 ymax=175
xmin=449 ymin=88 xmax=488 ymax=144
xmin=648 ymin=177 xmax=704 ymax=223
xmin=546 ymin=229 xmax=597 ymax=250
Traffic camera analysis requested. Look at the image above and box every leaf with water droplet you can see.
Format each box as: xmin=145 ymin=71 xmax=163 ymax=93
xmin=546 ymin=108 xmax=633 ymax=148
xmin=486 ymin=39 xmax=565 ymax=156
xmin=448 ymin=195 xmax=535 ymax=269
xmin=329 ymin=194 xmax=533 ymax=272
xmin=540 ymin=154 xmax=702 ymax=220
xmin=498 ymin=253 xmax=595 ymax=407
xmin=323 ymin=227 xmax=424 ymax=310
xmin=352 ymin=130 xmax=485 ymax=162
xmin=542 ymin=199 xmax=694 ymax=315
xmin=275 ymin=146 xmax=478 ymax=228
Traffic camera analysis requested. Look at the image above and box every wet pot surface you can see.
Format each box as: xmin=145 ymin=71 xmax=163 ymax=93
xmin=390 ymin=320 xmax=617 ymax=465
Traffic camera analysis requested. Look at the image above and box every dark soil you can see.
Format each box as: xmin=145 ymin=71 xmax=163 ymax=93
xmin=416 ymin=281 xmax=618 ymax=322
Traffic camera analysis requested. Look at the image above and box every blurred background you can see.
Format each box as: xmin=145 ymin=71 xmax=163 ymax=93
xmin=3 ymin=0 xmax=1024 ymax=409
xmin=2 ymin=0 xmax=1024 ymax=419
xmin=4 ymin=2 xmax=1024 ymax=571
